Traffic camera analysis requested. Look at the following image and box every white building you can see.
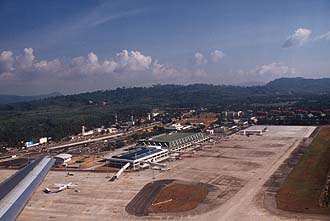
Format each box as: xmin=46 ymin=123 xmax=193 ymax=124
xmin=82 ymin=126 xmax=94 ymax=136
xmin=239 ymin=129 xmax=263 ymax=136
xmin=54 ymin=153 xmax=72 ymax=165
xmin=39 ymin=137 xmax=48 ymax=144
xmin=108 ymin=146 xmax=169 ymax=170
xmin=108 ymin=127 xmax=118 ymax=133
xmin=138 ymin=132 xmax=209 ymax=152
xmin=165 ymin=123 xmax=192 ymax=131
xmin=206 ymin=129 xmax=214 ymax=135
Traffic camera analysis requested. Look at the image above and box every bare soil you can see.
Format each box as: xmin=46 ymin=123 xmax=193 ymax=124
xmin=125 ymin=179 xmax=174 ymax=216
xmin=149 ymin=182 xmax=208 ymax=213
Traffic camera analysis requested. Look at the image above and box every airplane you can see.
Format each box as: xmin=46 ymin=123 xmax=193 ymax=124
xmin=43 ymin=182 xmax=78 ymax=194
xmin=150 ymin=166 xmax=161 ymax=170
xmin=150 ymin=166 xmax=171 ymax=172
xmin=160 ymin=168 xmax=171 ymax=172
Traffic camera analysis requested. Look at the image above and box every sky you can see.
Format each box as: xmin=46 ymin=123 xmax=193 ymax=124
xmin=0 ymin=0 xmax=330 ymax=95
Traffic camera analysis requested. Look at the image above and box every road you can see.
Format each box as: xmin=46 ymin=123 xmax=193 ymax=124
xmin=215 ymin=139 xmax=300 ymax=221
xmin=48 ymin=133 xmax=124 ymax=151
xmin=48 ymin=121 xmax=163 ymax=152
xmin=190 ymin=127 xmax=316 ymax=221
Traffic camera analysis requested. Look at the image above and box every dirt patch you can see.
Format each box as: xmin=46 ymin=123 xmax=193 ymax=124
xmin=126 ymin=179 xmax=213 ymax=216
xmin=0 ymin=158 xmax=30 ymax=169
xmin=177 ymin=112 xmax=217 ymax=127
xmin=249 ymin=150 xmax=275 ymax=157
xmin=126 ymin=179 xmax=174 ymax=216
xmin=0 ymin=153 xmax=46 ymax=169
xmin=211 ymin=175 xmax=245 ymax=188
xmin=149 ymin=182 xmax=208 ymax=213
xmin=218 ymin=145 xmax=248 ymax=149
xmin=275 ymin=126 xmax=330 ymax=215
xmin=239 ymin=161 xmax=262 ymax=171
xmin=224 ymin=150 xmax=275 ymax=158
xmin=269 ymin=143 xmax=285 ymax=148
xmin=65 ymin=155 xmax=104 ymax=169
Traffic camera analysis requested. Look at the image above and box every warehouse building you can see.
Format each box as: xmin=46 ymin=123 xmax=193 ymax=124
xmin=108 ymin=146 xmax=169 ymax=170
xmin=137 ymin=132 xmax=209 ymax=152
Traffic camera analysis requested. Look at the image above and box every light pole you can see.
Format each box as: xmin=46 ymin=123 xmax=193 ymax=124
xmin=152 ymin=168 xmax=155 ymax=179
xmin=105 ymin=159 xmax=110 ymax=178
xmin=65 ymin=163 xmax=68 ymax=176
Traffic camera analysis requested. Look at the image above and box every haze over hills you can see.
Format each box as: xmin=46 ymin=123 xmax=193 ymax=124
xmin=265 ymin=77 xmax=330 ymax=95
xmin=0 ymin=92 xmax=62 ymax=104
xmin=1 ymin=77 xmax=330 ymax=107
xmin=22 ymin=77 xmax=330 ymax=103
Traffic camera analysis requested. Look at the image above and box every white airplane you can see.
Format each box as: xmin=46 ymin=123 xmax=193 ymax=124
xmin=160 ymin=167 xmax=171 ymax=172
xmin=43 ymin=182 xmax=78 ymax=194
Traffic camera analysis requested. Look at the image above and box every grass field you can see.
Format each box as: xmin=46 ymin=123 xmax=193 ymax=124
xmin=276 ymin=126 xmax=330 ymax=215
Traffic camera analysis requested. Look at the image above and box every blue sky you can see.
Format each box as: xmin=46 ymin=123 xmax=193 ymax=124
xmin=0 ymin=0 xmax=330 ymax=95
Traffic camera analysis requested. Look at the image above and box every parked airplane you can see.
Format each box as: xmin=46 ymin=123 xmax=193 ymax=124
xmin=43 ymin=182 xmax=78 ymax=193
xmin=150 ymin=166 xmax=171 ymax=172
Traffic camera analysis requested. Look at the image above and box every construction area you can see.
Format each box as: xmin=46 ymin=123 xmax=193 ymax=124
xmin=12 ymin=125 xmax=324 ymax=221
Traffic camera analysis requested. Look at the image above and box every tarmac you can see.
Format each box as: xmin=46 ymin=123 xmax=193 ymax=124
xmin=16 ymin=126 xmax=319 ymax=221
xmin=0 ymin=169 xmax=15 ymax=183
xmin=0 ymin=157 xmax=55 ymax=221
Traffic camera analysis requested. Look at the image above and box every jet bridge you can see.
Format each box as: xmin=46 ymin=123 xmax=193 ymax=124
xmin=110 ymin=162 xmax=130 ymax=181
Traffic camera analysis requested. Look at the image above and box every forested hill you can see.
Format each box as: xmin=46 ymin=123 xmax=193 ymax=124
xmin=0 ymin=92 xmax=62 ymax=104
xmin=265 ymin=77 xmax=330 ymax=95
xmin=1 ymin=77 xmax=330 ymax=146
xmin=2 ymin=77 xmax=330 ymax=110
xmin=0 ymin=84 xmax=273 ymax=111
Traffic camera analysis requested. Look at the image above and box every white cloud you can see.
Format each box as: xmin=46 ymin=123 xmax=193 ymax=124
xmin=34 ymin=59 xmax=62 ymax=73
xmin=87 ymin=52 xmax=98 ymax=64
xmin=17 ymin=48 xmax=35 ymax=69
xmin=54 ymin=49 xmax=153 ymax=79
xmin=116 ymin=50 xmax=152 ymax=72
xmin=151 ymin=61 xmax=180 ymax=79
xmin=210 ymin=50 xmax=225 ymax=63
xmin=317 ymin=31 xmax=330 ymax=40
xmin=0 ymin=51 xmax=14 ymax=74
xmin=255 ymin=63 xmax=296 ymax=76
xmin=240 ymin=62 xmax=296 ymax=82
xmin=68 ymin=53 xmax=117 ymax=77
xmin=0 ymin=48 xmax=203 ymax=84
xmin=194 ymin=52 xmax=208 ymax=65
xmin=283 ymin=28 xmax=312 ymax=48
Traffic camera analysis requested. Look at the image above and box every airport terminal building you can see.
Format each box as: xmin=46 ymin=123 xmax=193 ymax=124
xmin=137 ymin=132 xmax=209 ymax=152
xmin=108 ymin=132 xmax=208 ymax=170
xmin=108 ymin=146 xmax=169 ymax=170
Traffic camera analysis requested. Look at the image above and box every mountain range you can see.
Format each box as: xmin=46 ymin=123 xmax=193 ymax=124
xmin=1 ymin=77 xmax=330 ymax=107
